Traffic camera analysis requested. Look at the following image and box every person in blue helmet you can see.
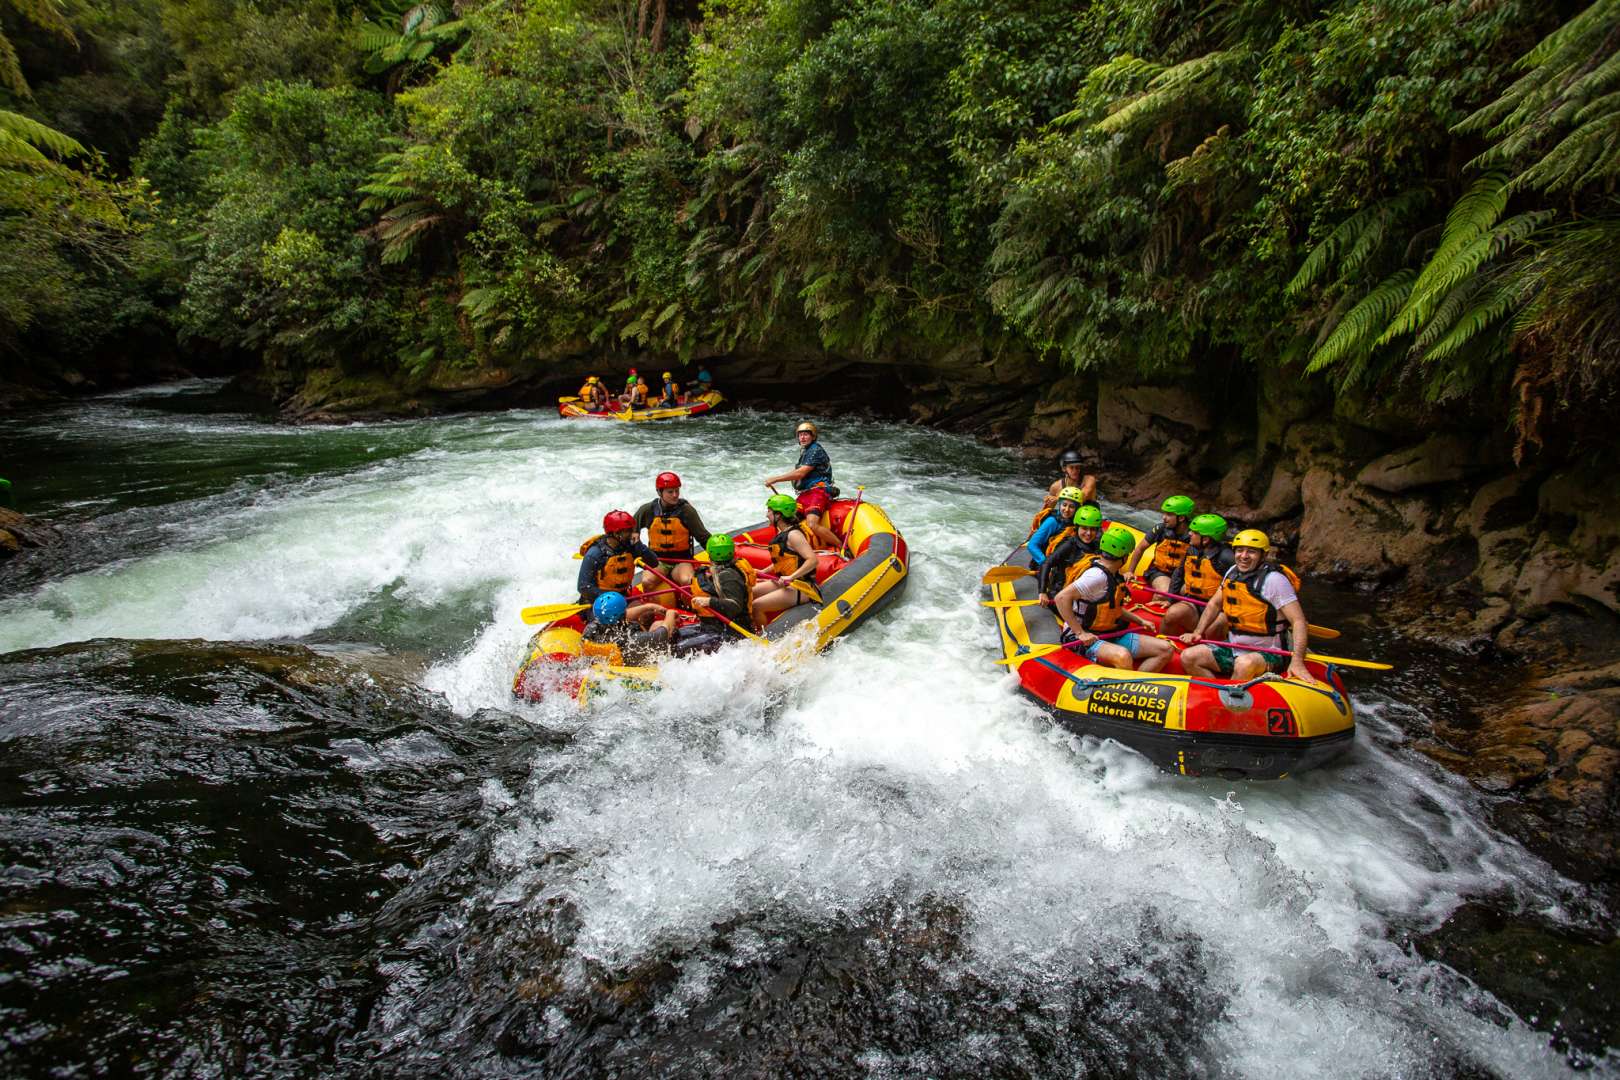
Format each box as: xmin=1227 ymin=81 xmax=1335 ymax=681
xmin=579 ymin=591 xmax=670 ymax=665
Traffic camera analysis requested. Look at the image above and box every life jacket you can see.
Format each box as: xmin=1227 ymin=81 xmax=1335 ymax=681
xmin=661 ymin=379 xmax=679 ymax=403
xmin=579 ymin=534 xmax=637 ymax=592
xmin=1220 ymin=563 xmax=1296 ymax=637
xmin=769 ymin=522 xmax=815 ymax=576
xmin=647 ymin=504 xmax=694 ymax=558
xmin=1150 ymin=524 xmax=1192 ymax=575
xmin=1070 ymin=556 xmax=1131 ymax=634
xmin=1180 ymin=543 xmax=1235 ymax=601
xmin=1060 ymin=548 xmax=1103 ymax=588
xmin=577 ymin=382 xmax=596 ymax=401
xmin=691 ymin=560 xmax=758 ymax=628
xmin=629 ymin=383 xmax=648 ymax=406
xmin=1026 ymin=505 xmax=1077 ymax=555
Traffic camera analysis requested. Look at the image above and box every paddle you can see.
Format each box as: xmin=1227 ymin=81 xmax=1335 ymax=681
xmin=993 ymin=629 xmax=1130 ymax=664
xmin=1185 ymin=637 xmax=1391 ymax=671
xmin=1137 ymin=585 xmax=1341 ymax=640
xmin=636 ymin=560 xmax=767 ymax=643
xmin=519 ymin=587 xmax=683 ymax=625
xmin=981 ymin=564 xmax=1036 ymax=585
xmin=838 ymin=485 xmax=866 ymax=560
xmin=646 ymin=554 xmax=819 ymax=598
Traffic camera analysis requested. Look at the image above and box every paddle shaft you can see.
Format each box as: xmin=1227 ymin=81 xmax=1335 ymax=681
xmin=637 ymin=561 xmax=765 ymax=643
xmin=1186 ymin=636 xmax=1387 ymax=670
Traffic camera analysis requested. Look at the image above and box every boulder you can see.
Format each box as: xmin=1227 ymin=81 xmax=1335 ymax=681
xmin=1355 ymin=434 xmax=1483 ymax=493
xmin=1295 ymin=467 xmax=1448 ymax=581
xmin=1096 ymin=383 xmax=1212 ymax=448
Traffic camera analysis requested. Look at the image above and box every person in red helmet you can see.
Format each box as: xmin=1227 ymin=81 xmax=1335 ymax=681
xmin=633 ymin=471 xmax=711 ymax=587
xmin=576 ymin=509 xmax=658 ymax=605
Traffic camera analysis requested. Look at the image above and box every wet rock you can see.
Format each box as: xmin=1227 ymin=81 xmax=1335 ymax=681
xmin=0 ymin=507 xmax=60 ymax=562
xmin=1096 ymin=383 xmax=1212 ymax=449
xmin=1295 ymin=467 xmax=1449 ymax=582
xmin=1356 ymin=434 xmax=1488 ymax=493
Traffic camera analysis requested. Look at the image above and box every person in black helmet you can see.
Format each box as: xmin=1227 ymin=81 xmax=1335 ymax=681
xmin=1044 ymin=449 xmax=1098 ymax=510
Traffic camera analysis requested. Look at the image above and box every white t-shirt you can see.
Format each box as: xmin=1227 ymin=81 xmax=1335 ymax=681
xmin=1225 ymin=565 xmax=1299 ymax=649
xmin=1068 ymin=566 xmax=1112 ymax=622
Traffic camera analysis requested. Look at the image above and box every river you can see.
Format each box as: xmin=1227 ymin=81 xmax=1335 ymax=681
xmin=0 ymin=380 xmax=1607 ymax=1076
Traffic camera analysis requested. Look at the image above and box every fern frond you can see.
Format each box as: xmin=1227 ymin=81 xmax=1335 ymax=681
xmin=1093 ymin=52 xmax=1229 ymax=135
xmin=1420 ymin=288 xmax=1517 ymax=364
xmin=0 ymin=109 xmax=85 ymax=159
xmin=1516 ymin=110 xmax=1620 ymax=191
xmin=1286 ymin=190 xmax=1428 ymax=297
xmin=1382 ymin=209 xmax=1552 ymax=342
xmin=1306 ymin=270 xmax=1415 ymax=374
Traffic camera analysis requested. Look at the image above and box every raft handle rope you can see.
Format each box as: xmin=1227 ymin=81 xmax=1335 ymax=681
xmin=1022 ymin=652 xmax=1347 ymax=714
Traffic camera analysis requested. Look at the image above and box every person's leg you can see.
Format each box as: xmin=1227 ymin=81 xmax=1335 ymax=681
xmin=1087 ymin=641 xmax=1134 ymax=670
xmin=1150 ymin=573 xmax=1173 ymax=592
xmin=753 ymin=587 xmax=795 ymax=616
xmin=1132 ymin=634 xmax=1174 ymax=673
xmin=669 ymin=562 xmax=695 ymax=587
xmin=1231 ymin=651 xmax=1269 ymax=681
xmin=1159 ymin=601 xmax=1199 ymax=636
xmin=1179 ymin=644 xmax=1219 ymax=678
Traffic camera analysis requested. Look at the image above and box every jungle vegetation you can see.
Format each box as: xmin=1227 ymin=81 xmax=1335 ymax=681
xmin=2 ymin=0 xmax=1615 ymax=452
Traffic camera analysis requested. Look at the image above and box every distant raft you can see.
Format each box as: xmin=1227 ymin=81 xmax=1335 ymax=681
xmin=557 ymin=390 xmax=724 ymax=422
xmin=513 ymin=495 xmax=908 ymax=703
xmin=985 ymin=520 xmax=1355 ymax=780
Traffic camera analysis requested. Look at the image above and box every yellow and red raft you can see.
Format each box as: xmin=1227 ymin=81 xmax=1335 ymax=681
xmin=985 ymin=521 xmax=1356 ymax=780
xmin=514 ymin=495 xmax=908 ymax=703
xmin=556 ymin=390 xmax=724 ymax=422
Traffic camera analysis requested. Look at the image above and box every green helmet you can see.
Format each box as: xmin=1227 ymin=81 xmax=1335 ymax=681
xmin=1161 ymin=494 xmax=1195 ymax=517
xmin=1099 ymin=526 xmax=1135 ymax=559
xmin=1075 ymin=505 xmax=1104 ymax=528
xmin=766 ymin=493 xmax=799 ymax=518
xmin=706 ymin=534 xmax=736 ymax=562
xmin=1189 ymin=513 xmax=1227 ymax=540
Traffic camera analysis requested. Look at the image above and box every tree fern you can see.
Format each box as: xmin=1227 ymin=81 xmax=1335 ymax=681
xmin=0 ymin=108 xmax=85 ymax=166
xmin=1092 ymin=52 xmax=1231 ymax=136
xmin=1304 ymin=270 xmax=1415 ymax=375
xmin=1285 ymin=189 xmax=1428 ymax=298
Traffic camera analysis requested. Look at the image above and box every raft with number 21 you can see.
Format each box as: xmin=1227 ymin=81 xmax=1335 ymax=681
xmin=984 ymin=518 xmax=1367 ymax=780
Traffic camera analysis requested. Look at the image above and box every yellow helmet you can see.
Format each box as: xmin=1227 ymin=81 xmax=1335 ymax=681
xmin=796 ymin=421 xmax=818 ymax=438
xmin=1057 ymin=486 xmax=1086 ymax=507
xmin=586 ymin=376 xmax=598 ymax=384
xmin=662 ymin=371 xmax=672 ymax=379
xmin=1231 ymin=528 xmax=1269 ymax=551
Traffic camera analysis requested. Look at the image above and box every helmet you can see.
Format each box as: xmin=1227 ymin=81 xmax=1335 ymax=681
xmin=662 ymin=371 xmax=672 ymax=380
xmin=1189 ymin=513 xmax=1227 ymax=540
xmin=625 ymin=375 xmax=637 ymax=386
xmin=1060 ymin=449 xmax=1084 ymax=467
xmin=602 ymin=509 xmax=635 ymax=534
xmin=1057 ymin=486 xmax=1087 ymax=506
xmin=1232 ymin=528 xmax=1270 ymax=551
xmin=795 ymin=421 xmax=818 ymax=438
xmin=705 ymin=534 xmax=735 ymax=562
xmin=655 ymin=471 xmax=681 ymax=491
xmin=586 ymin=375 xmax=598 ymax=384
xmin=1099 ymin=526 xmax=1135 ymax=559
xmin=1075 ymin=505 xmax=1104 ymax=528
xmin=1161 ymin=495 xmax=1196 ymax=517
xmin=592 ymin=591 xmax=627 ymax=625
xmin=766 ymin=493 xmax=799 ymax=518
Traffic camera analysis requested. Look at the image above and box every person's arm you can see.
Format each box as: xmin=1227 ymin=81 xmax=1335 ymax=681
xmin=1180 ymin=585 xmax=1222 ymax=643
xmin=681 ymin=504 xmax=711 ymax=547
xmin=785 ymin=531 xmax=818 ymax=581
xmin=577 ymin=549 xmax=602 ymax=603
xmin=1078 ymin=474 xmax=1098 ymax=504
xmin=1279 ymin=599 xmax=1317 ymax=683
xmin=1027 ymin=519 xmax=1054 ymax=566
xmin=765 ymin=464 xmax=813 ymax=487
xmin=1124 ymin=535 xmax=1150 ymax=579
xmin=1053 ymin=581 xmax=1094 ymax=646
xmin=631 ymin=539 xmax=661 ymax=567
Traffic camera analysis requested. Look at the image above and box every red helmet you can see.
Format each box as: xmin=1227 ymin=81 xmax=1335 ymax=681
xmin=602 ymin=509 xmax=634 ymax=533
xmin=655 ymin=471 xmax=681 ymax=491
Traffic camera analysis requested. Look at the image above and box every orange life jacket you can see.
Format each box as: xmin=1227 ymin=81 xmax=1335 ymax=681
xmin=1150 ymin=524 xmax=1192 ymax=575
xmin=1070 ymin=557 xmax=1131 ymax=634
xmin=647 ymin=508 xmax=694 ymax=558
xmin=629 ymin=383 xmax=648 ymax=406
xmin=579 ymin=534 xmax=637 ymax=592
xmin=1220 ymin=563 xmax=1299 ymax=637
xmin=769 ymin=522 xmax=815 ymax=576
xmin=1180 ymin=543 xmax=1235 ymax=601
xmin=691 ymin=560 xmax=758 ymax=628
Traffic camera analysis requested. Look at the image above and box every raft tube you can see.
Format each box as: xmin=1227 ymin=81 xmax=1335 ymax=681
xmin=985 ymin=523 xmax=1355 ymax=780
xmin=513 ymin=495 xmax=908 ymax=702
xmin=556 ymin=390 xmax=724 ymax=422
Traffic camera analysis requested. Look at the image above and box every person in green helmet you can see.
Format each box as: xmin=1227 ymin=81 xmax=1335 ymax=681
xmin=1027 ymin=485 xmax=1086 ymax=567
xmin=753 ymin=493 xmax=820 ymax=616
xmin=1038 ymin=503 xmax=1106 ymax=604
xmin=668 ymin=533 xmax=758 ymax=656
xmin=1159 ymin=513 xmax=1236 ymax=636
xmin=1053 ymin=525 xmax=1174 ymax=672
xmin=1126 ymin=494 xmax=1196 ymax=591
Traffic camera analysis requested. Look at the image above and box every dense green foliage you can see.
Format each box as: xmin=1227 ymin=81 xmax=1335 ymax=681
xmin=4 ymin=0 xmax=1616 ymax=449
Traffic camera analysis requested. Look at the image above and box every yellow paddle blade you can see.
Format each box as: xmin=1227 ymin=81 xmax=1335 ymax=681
xmin=994 ymin=644 xmax=1063 ymax=665
xmin=981 ymin=565 xmax=1034 ymax=585
xmin=981 ymin=599 xmax=1035 ymax=608
xmin=1306 ymin=624 xmax=1340 ymax=640
xmin=520 ymin=602 xmax=588 ymax=625
xmin=1304 ymin=652 xmax=1391 ymax=671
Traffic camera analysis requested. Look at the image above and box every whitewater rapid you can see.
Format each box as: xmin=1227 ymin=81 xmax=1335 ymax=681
xmin=0 ymin=385 xmax=1597 ymax=1076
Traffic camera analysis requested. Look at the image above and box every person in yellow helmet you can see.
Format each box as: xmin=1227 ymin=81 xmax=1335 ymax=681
xmin=577 ymin=375 xmax=610 ymax=412
xmin=764 ymin=420 xmax=834 ymax=496
xmin=656 ymin=370 xmax=682 ymax=406
xmin=1178 ymin=528 xmax=1318 ymax=684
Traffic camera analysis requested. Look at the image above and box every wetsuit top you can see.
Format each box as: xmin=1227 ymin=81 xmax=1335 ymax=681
xmin=576 ymin=536 xmax=658 ymax=604
xmin=695 ymin=562 xmax=752 ymax=628
xmin=793 ymin=440 xmax=833 ymax=492
xmin=633 ymin=498 xmax=711 ymax=559
xmin=1040 ymin=532 xmax=1101 ymax=596
xmin=1027 ymin=513 xmax=1073 ymax=566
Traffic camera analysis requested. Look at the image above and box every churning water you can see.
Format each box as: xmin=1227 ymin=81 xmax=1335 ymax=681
xmin=0 ymin=381 xmax=1606 ymax=1076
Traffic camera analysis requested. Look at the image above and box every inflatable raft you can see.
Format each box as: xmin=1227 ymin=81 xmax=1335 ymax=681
xmin=514 ymin=495 xmax=908 ymax=703
xmin=985 ymin=522 xmax=1355 ymax=780
xmin=557 ymin=390 xmax=724 ymax=422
